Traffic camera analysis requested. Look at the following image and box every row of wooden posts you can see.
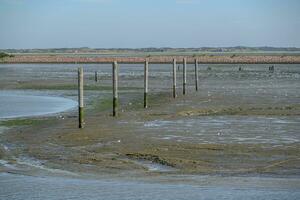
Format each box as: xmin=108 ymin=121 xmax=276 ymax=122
xmin=77 ymin=58 xmax=199 ymax=128
xmin=78 ymin=60 xmax=277 ymax=128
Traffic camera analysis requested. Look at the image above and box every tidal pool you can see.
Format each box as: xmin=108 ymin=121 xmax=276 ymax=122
xmin=0 ymin=91 xmax=77 ymax=119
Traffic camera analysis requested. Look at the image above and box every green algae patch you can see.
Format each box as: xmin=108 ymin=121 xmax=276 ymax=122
xmin=17 ymin=83 xmax=112 ymax=91
xmin=0 ymin=147 xmax=5 ymax=159
xmin=94 ymin=98 xmax=112 ymax=111
xmin=0 ymin=118 xmax=53 ymax=127
xmin=16 ymin=82 xmax=142 ymax=91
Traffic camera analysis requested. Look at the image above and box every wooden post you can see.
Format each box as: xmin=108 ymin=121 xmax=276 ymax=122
xmin=269 ymin=65 xmax=274 ymax=72
xmin=183 ymin=58 xmax=187 ymax=95
xmin=144 ymin=60 xmax=149 ymax=108
xmin=173 ymin=59 xmax=177 ymax=98
xmin=95 ymin=71 xmax=98 ymax=82
xmin=113 ymin=61 xmax=118 ymax=117
xmin=78 ymin=67 xmax=84 ymax=128
xmin=194 ymin=59 xmax=199 ymax=91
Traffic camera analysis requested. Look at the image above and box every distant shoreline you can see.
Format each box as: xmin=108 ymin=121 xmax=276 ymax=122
xmin=1 ymin=54 xmax=300 ymax=64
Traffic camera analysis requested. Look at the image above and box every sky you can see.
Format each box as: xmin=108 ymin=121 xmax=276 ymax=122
xmin=0 ymin=0 xmax=300 ymax=49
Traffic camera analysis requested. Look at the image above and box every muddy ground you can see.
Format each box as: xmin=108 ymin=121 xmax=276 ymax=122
xmin=0 ymin=63 xmax=299 ymax=178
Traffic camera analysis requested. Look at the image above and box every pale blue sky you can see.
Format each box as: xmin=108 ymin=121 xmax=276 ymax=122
xmin=1 ymin=0 xmax=300 ymax=48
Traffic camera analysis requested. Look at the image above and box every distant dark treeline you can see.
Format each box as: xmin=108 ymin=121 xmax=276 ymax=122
xmin=0 ymin=52 xmax=14 ymax=58
xmin=1 ymin=46 xmax=300 ymax=54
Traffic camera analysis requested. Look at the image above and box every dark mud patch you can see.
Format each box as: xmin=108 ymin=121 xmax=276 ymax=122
xmin=126 ymin=153 xmax=175 ymax=168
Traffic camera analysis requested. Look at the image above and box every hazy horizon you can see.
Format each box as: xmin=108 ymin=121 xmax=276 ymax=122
xmin=1 ymin=0 xmax=300 ymax=49
xmin=2 ymin=46 xmax=300 ymax=50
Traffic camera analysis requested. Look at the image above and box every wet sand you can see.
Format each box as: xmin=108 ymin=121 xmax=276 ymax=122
xmin=0 ymin=63 xmax=299 ymax=198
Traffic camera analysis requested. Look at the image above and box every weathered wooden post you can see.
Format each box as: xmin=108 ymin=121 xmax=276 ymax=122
xmin=113 ymin=61 xmax=118 ymax=117
xmin=194 ymin=58 xmax=199 ymax=91
xmin=269 ymin=65 xmax=274 ymax=72
xmin=173 ymin=59 xmax=177 ymax=98
xmin=183 ymin=58 xmax=187 ymax=95
xmin=78 ymin=67 xmax=84 ymax=128
xmin=95 ymin=71 xmax=98 ymax=82
xmin=144 ymin=60 xmax=149 ymax=108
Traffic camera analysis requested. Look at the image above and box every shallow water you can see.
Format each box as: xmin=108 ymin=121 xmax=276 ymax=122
xmin=0 ymin=91 xmax=77 ymax=119
xmin=0 ymin=173 xmax=299 ymax=200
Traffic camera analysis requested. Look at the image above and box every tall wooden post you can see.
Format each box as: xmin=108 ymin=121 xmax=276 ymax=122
xmin=144 ymin=60 xmax=149 ymax=108
xmin=78 ymin=67 xmax=84 ymax=128
xmin=173 ymin=59 xmax=177 ymax=98
xmin=113 ymin=61 xmax=118 ymax=117
xmin=183 ymin=58 xmax=187 ymax=95
xmin=95 ymin=71 xmax=98 ymax=82
xmin=194 ymin=58 xmax=199 ymax=91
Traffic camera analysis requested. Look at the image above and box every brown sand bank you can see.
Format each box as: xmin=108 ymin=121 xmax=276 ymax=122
xmin=1 ymin=54 xmax=300 ymax=64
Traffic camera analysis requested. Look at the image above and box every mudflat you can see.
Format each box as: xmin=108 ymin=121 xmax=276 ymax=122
xmin=0 ymin=63 xmax=299 ymax=178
